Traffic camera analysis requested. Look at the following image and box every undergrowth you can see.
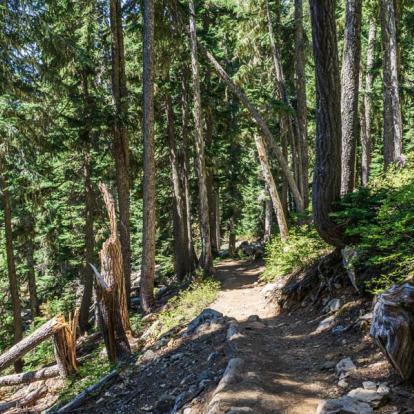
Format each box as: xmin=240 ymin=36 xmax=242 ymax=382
xmin=262 ymin=225 xmax=331 ymax=282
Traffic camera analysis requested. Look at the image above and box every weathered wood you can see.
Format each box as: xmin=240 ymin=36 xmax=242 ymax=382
xmin=53 ymin=323 xmax=78 ymax=378
xmin=0 ymin=365 xmax=60 ymax=387
xmin=0 ymin=316 xmax=66 ymax=373
xmin=0 ymin=385 xmax=47 ymax=412
xmin=370 ymin=282 xmax=414 ymax=380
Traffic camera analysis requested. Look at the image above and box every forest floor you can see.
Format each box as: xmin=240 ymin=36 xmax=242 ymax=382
xmin=74 ymin=259 xmax=414 ymax=414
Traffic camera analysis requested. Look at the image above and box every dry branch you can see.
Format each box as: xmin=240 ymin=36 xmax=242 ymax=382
xmin=0 ymin=316 xmax=66 ymax=373
xmin=0 ymin=385 xmax=47 ymax=413
xmin=0 ymin=365 xmax=60 ymax=387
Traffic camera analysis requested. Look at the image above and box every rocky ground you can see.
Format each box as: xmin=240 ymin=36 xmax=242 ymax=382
xmin=2 ymin=259 xmax=414 ymax=413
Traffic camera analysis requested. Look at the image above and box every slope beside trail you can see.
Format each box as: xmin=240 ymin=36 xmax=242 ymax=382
xmin=75 ymin=259 xmax=412 ymax=414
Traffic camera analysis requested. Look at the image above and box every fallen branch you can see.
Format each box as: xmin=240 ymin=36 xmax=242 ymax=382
xmin=0 ymin=385 xmax=47 ymax=413
xmin=0 ymin=365 xmax=60 ymax=387
xmin=0 ymin=316 xmax=66 ymax=373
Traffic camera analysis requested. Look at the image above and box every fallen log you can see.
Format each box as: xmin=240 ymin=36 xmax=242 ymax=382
xmin=0 ymin=365 xmax=60 ymax=387
xmin=0 ymin=385 xmax=47 ymax=413
xmin=0 ymin=316 xmax=66 ymax=373
xmin=370 ymin=282 xmax=414 ymax=380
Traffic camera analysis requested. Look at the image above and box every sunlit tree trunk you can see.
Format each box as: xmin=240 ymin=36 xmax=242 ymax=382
xmin=140 ymin=0 xmax=156 ymax=312
xmin=341 ymin=0 xmax=362 ymax=195
xmin=0 ymin=157 xmax=23 ymax=373
xmin=294 ymin=0 xmax=309 ymax=208
xmin=189 ymin=0 xmax=213 ymax=276
xmin=109 ymin=0 xmax=131 ymax=302
xmin=380 ymin=0 xmax=404 ymax=169
xmin=309 ymin=0 xmax=345 ymax=248
xmin=362 ymin=15 xmax=376 ymax=186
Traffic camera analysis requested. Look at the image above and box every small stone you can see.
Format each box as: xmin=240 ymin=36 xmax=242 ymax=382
xmin=187 ymin=308 xmax=223 ymax=334
xmin=362 ymin=381 xmax=377 ymax=391
xmin=338 ymin=379 xmax=349 ymax=389
xmin=316 ymin=396 xmax=373 ymax=414
xmin=321 ymin=361 xmax=336 ymax=370
xmin=377 ymin=383 xmax=390 ymax=395
xmin=336 ymin=357 xmax=356 ymax=377
xmin=331 ymin=325 xmax=346 ymax=335
xmin=247 ymin=315 xmax=260 ymax=322
xmin=314 ymin=315 xmax=337 ymax=334
xmin=348 ymin=387 xmax=388 ymax=407
xmin=324 ymin=298 xmax=342 ymax=313
xmin=141 ymin=349 xmax=156 ymax=363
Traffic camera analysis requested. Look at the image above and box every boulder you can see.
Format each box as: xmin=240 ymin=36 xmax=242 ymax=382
xmin=335 ymin=357 xmax=356 ymax=378
xmin=316 ymin=396 xmax=373 ymax=414
xmin=348 ymin=387 xmax=388 ymax=407
xmin=187 ymin=309 xmax=223 ymax=334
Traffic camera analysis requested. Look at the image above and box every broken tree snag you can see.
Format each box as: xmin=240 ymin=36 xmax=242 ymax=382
xmin=0 ymin=316 xmax=66 ymax=373
xmin=53 ymin=322 xmax=78 ymax=378
xmin=0 ymin=365 xmax=60 ymax=387
xmin=98 ymin=183 xmax=131 ymax=335
xmin=370 ymin=282 xmax=414 ymax=380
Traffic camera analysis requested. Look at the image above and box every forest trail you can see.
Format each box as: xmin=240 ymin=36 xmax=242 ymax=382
xmin=210 ymin=259 xmax=274 ymax=321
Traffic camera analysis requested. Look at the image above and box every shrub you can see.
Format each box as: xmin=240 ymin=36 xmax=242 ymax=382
xmin=262 ymin=226 xmax=331 ymax=282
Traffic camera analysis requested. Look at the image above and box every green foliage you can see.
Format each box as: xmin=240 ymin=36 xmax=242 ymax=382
xmin=262 ymin=226 xmax=331 ymax=282
xmin=156 ymin=278 xmax=220 ymax=337
xmin=334 ymin=157 xmax=414 ymax=293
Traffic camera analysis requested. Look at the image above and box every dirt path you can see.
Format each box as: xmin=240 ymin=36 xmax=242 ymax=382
xmin=210 ymin=259 xmax=275 ymax=321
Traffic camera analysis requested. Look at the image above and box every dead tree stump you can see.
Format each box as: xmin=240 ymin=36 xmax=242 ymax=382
xmin=370 ymin=282 xmax=414 ymax=380
xmin=53 ymin=323 xmax=78 ymax=378
xmin=91 ymin=183 xmax=131 ymax=363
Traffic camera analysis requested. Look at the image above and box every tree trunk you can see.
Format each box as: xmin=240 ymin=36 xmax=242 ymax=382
xmin=141 ymin=0 xmax=156 ymax=312
xmin=0 ymin=365 xmax=60 ymax=387
xmin=361 ymin=15 xmax=376 ymax=186
xmin=309 ymin=0 xmax=345 ymax=248
xmin=53 ymin=323 xmax=78 ymax=378
xmin=181 ymin=68 xmax=197 ymax=269
xmin=228 ymin=217 xmax=236 ymax=258
xmin=254 ymin=134 xmax=289 ymax=241
xmin=214 ymin=189 xmax=221 ymax=251
xmin=79 ymin=149 xmax=95 ymax=334
xmin=0 ymin=316 xmax=66 ymax=373
xmin=189 ymin=0 xmax=213 ymax=276
xmin=294 ymin=0 xmax=309 ymax=208
xmin=340 ymin=0 xmax=362 ymax=195
xmin=24 ymin=214 xmax=39 ymax=319
xmin=166 ymin=93 xmax=191 ymax=278
xmin=110 ymin=0 xmax=131 ymax=303
xmin=201 ymin=47 xmax=304 ymax=213
xmin=380 ymin=0 xmax=404 ymax=169
xmin=264 ymin=190 xmax=273 ymax=242
xmin=0 ymin=158 xmax=23 ymax=373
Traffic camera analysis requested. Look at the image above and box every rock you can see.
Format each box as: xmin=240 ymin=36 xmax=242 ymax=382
xmin=338 ymin=379 xmax=348 ymax=389
xmin=187 ymin=309 xmax=223 ymax=334
xmin=314 ymin=315 xmax=337 ymax=334
xmin=348 ymin=388 xmax=388 ymax=407
xmin=362 ymin=381 xmax=377 ymax=391
xmin=324 ymin=298 xmax=342 ymax=313
xmin=377 ymin=383 xmax=390 ymax=395
xmin=226 ymin=408 xmax=254 ymax=413
xmin=335 ymin=357 xmax=356 ymax=378
xmin=155 ymin=393 xmax=175 ymax=412
xmin=247 ymin=315 xmax=261 ymax=322
xmin=331 ymin=325 xmax=346 ymax=335
xmin=316 ymin=396 xmax=373 ymax=414
xmin=141 ymin=349 xmax=156 ymax=363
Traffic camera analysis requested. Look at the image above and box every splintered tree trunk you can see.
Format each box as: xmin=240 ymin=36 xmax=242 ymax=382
xmin=254 ymin=134 xmax=289 ymax=241
xmin=189 ymin=0 xmax=213 ymax=276
xmin=79 ymin=149 xmax=95 ymax=334
xmin=362 ymin=15 xmax=377 ymax=186
xmin=202 ymin=47 xmax=304 ymax=213
xmin=166 ymin=93 xmax=191 ymax=278
xmin=0 ymin=159 xmax=23 ymax=373
xmin=110 ymin=0 xmax=132 ymax=302
xmin=0 ymin=316 xmax=66 ymax=373
xmin=99 ymin=183 xmax=130 ymax=335
xmin=53 ymin=323 xmax=77 ymax=378
xmin=370 ymin=283 xmax=414 ymax=380
xmin=294 ymin=0 xmax=309 ymax=208
xmin=381 ymin=0 xmax=404 ymax=170
xmin=341 ymin=0 xmax=362 ymax=195
xmin=309 ymin=0 xmax=345 ymax=248
xmin=141 ymin=0 xmax=156 ymax=312
xmin=181 ymin=69 xmax=197 ymax=269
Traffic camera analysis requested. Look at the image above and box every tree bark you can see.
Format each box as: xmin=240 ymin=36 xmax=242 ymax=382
xmin=0 ymin=365 xmax=60 ymax=387
xmin=340 ymin=0 xmax=362 ymax=195
xmin=110 ymin=0 xmax=132 ymax=303
xmin=181 ymin=68 xmax=197 ymax=269
xmin=201 ymin=47 xmax=304 ymax=213
xmin=189 ymin=0 xmax=213 ymax=276
xmin=0 ymin=316 xmax=66 ymax=373
xmin=380 ymin=0 xmax=404 ymax=170
xmin=24 ymin=214 xmax=39 ymax=319
xmin=166 ymin=93 xmax=191 ymax=278
xmin=361 ymin=15 xmax=376 ymax=186
xmin=309 ymin=0 xmax=345 ymax=248
xmin=53 ymin=323 xmax=78 ymax=378
xmin=228 ymin=217 xmax=236 ymax=258
xmin=254 ymin=134 xmax=289 ymax=241
xmin=294 ymin=0 xmax=309 ymax=208
xmin=79 ymin=149 xmax=95 ymax=334
xmin=0 ymin=158 xmax=23 ymax=373
xmin=141 ymin=0 xmax=156 ymax=312
xmin=264 ymin=189 xmax=273 ymax=242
